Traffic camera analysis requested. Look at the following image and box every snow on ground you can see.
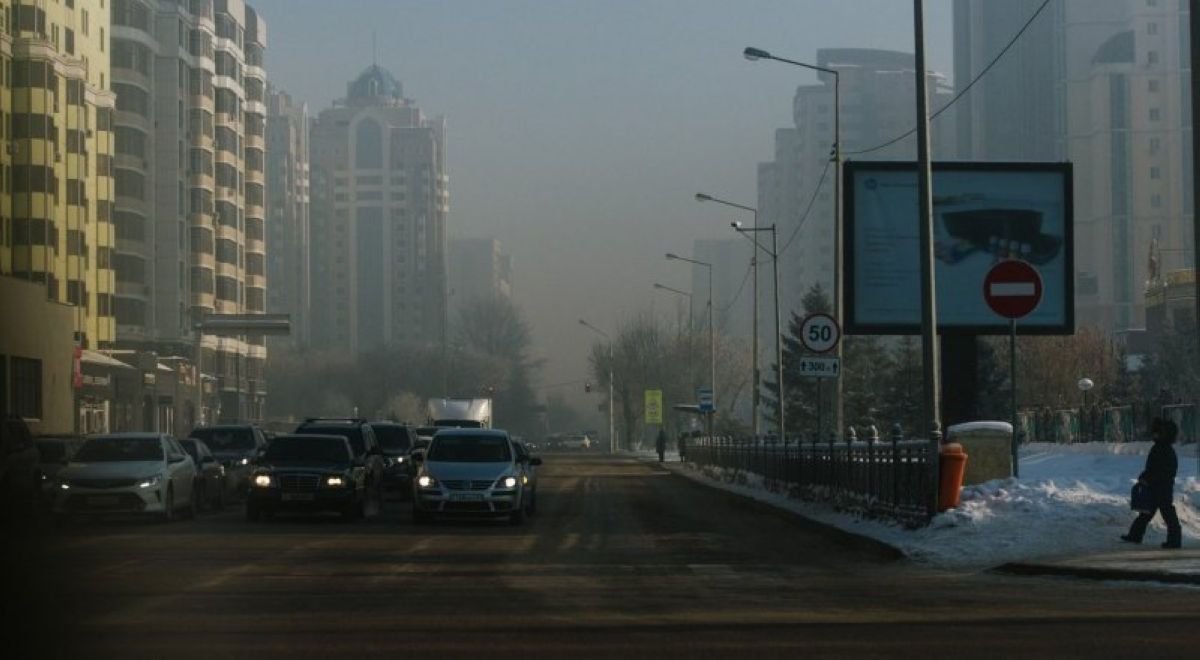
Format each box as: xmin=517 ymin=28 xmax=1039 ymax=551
xmin=653 ymin=442 xmax=1200 ymax=569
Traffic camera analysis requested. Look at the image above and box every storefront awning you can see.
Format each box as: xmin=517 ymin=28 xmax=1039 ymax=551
xmin=81 ymin=350 xmax=136 ymax=370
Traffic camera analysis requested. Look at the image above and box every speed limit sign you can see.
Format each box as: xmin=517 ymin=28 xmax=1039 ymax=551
xmin=800 ymin=313 xmax=840 ymax=353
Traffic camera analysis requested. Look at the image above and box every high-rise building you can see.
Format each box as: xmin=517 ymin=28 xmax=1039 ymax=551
xmin=448 ymin=237 xmax=510 ymax=315
xmin=0 ymin=0 xmax=117 ymax=433
xmin=310 ymin=65 xmax=448 ymax=353
xmin=266 ymin=86 xmax=309 ymax=348
xmin=110 ymin=0 xmax=268 ymax=424
xmin=1 ymin=0 xmax=117 ymax=349
xmin=758 ymin=49 xmax=954 ymax=318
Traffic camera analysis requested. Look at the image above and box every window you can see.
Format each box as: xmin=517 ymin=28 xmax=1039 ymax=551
xmin=1149 ymin=108 xmax=1161 ymax=121
xmin=67 ymin=179 xmax=87 ymax=206
xmin=115 ymin=169 xmax=146 ymax=199
xmin=216 ymin=276 xmax=238 ymax=301
xmin=1150 ymin=166 xmax=1161 ymax=179
xmin=1149 ymin=79 xmax=1160 ymax=93
xmin=114 ymin=254 xmax=146 ymax=283
xmin=1147 ymin=50 xmax=1159 ymax=65
xmin=216 ymin=238 xmax=237 ymax=265
xmin=114 ymin=84 xmax=150 ymax=117
xmin=1148 ymin=22 xmax=1158 ymax=35
xmin=114 ymin=212 xmax=146 ymax=241
xmin=65 ymin=28 xmax=75 ymax=55
xmin=1151 ymin=193 xmax=1163 ymax=208
xmin=355 ymin=119 xmax=383 ymax=168
xmin=11 ymin=358 xmax=43 ymax=419
xmin=1149 ymin=137 xmax=1161 ymax=154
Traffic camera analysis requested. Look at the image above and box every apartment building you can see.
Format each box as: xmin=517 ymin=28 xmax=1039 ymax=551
xmin=266 ymin=85 xmax=308 ymax=349
xmin=310 ymin=64 xmax=448 ymax=353
xmin=111 ymin=0 xmax=267 ymax=425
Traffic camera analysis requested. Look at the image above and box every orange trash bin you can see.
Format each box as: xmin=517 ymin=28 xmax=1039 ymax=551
xmin=937 ymin=442 xmax=969 ymax=512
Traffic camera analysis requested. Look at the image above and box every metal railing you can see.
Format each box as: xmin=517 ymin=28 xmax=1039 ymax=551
xmin=686 ymin=425 xmax=935 ymax=526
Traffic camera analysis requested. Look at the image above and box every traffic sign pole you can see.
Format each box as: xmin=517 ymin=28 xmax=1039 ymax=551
xmin=984 ymin=259 xmax=1043 ymax=481
xmin=1010 ymin=318 xmax=1018 ymax=479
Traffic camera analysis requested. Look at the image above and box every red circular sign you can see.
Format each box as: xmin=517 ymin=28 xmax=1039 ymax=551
xmin=984 ymin=260 xmax=1043 ymax=319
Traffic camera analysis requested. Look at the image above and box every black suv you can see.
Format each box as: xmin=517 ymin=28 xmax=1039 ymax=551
xmin=369 ymin=422 xmax=417 ymax=499
xmin=1 ymin=415 xmax=40 ymax=522
xmin=246 ymin=434 xmax=368 ymax=521
xmin=293 ymin=418 xmax=384 ymax=512
xmin=188 ymin=424 xmax=269 ymax=497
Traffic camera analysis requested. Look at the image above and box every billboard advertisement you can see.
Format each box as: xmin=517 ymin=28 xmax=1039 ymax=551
xmin=843 ymin=161 xmax=1073 ymax=334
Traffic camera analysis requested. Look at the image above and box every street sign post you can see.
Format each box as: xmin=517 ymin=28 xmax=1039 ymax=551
xmin=799 ymin=357 xmax=841 ymax=379
xmin=800 ymin=313 xmax=841 ymax=354
xmin=984 ymin=259 xmax=1044 ymax=479
xmin=696 ymin=387 xmax=714 ymax=413
xmin=645 ymin=389 xmax=663 ymax=425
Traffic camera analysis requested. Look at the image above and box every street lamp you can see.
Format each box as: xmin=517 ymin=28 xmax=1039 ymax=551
xmin=666 ymin=252 xmax=715 ymax=435
xmin=695 ymin=192 xmax=759 ymax=438
xmin=732 ymin=220 xmax=785 ymax=444
xmin=580 ymin=318 xmax=615 ymax=453
xmin=1078 ymin=377 xmax=1095 ymax=443
xmin=742 ymin=45 xmax=844 ymax=437
xmin=652 ymin=282 xmax=694 ymax=332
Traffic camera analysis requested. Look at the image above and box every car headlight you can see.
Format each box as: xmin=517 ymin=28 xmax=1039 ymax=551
xmin=253 ymin=474 xmax=272 ymax=488
xmin=394 ymin=456 xmax=405 ymax=465
xmin=325 ymin=476 xmax=345 ymax=487
xmin=239 ymin=457 xmax=250 ymax=466
xmin=495 ymin=476 xmax=518 ymax=489
xmin=417 ymin=475 xmax=436 ymax=488
xmin=59 ymin=482 xmax=71 ymax=490
xmin=137 ymin=476 xmax=161 ymax=489
xmin=521 ymin=475 xmax=529 ymax=486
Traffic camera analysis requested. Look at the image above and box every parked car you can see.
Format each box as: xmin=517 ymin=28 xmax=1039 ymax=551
xmin=561 ymin=434 xmax=592 ymax=451
xmin=1 ymin=415 xmax=40 ymax=522
xmin=188 ymin=425 xmax=268 ymax=497
xmin=412 ymin=429 xmax=540 ymax=524
xmin=35 ymin=437 xmax=83 ymax=503
xmin=180 ymin=438 xmax=227 ymax=511
xmin=53 ymin=433 xmax=198 ymax=522
xmin=369 ymin=422 xmax=417 ymax=499
xmin=245 ymin=434 xmax=368 ymax=521
xmin=293 ymin=418 xmax=384 ymax=512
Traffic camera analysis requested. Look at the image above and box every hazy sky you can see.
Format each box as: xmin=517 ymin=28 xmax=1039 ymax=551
xmin=253 ymin=0 xmax=955 ymax=403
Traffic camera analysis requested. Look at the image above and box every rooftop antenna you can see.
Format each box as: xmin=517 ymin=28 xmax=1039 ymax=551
xmin=372 ymin=31 xmax=377 ymax=67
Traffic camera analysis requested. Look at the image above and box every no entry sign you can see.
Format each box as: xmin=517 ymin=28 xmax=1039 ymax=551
xmin=984 ymin=259 xmax=1043 ymax=320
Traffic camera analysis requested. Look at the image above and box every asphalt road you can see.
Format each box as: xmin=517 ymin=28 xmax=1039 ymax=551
xmin=4 ymin=454 xmax=1199 ymax=658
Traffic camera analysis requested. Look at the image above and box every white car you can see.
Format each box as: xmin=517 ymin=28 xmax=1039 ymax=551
xmin=53 ymin=433 xmax=198 ymax=522
xmin=412 ymin=429 xmax=540 ymax=524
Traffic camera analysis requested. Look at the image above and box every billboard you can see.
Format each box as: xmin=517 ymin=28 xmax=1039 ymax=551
xmin=843 ymin=161 xmax=1073 ymax=334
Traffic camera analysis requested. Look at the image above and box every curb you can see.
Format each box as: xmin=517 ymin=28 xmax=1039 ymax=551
xmin=995 ymin=562 xmax=1200 ymax=585
xmin=634 ymin=455 xmax=907 ymax=562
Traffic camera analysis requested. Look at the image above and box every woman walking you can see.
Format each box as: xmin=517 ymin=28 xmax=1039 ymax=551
xmin=1121 ymin=418 xmax=1182 ymax=549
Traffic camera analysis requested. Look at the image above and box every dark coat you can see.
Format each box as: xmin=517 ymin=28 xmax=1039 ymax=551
xmin=655 ymin=431 xmax=667 ymax=453
xmin=1139 ymin=441 xmax=1178 ymax=505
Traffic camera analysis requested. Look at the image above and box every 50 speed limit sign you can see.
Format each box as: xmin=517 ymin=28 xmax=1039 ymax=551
xmin=800 ymin=313 xmax=840 ymax=353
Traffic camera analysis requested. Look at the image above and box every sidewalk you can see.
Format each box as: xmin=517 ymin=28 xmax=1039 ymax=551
xmin=999 ymin=548 xmax=1200 ymax=585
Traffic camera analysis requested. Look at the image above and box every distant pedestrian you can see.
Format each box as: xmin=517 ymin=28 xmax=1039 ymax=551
xmin=676 ymin=432 xmax=687 ymax=462
xmin=655 ymin=428 xmax=666 ymax=463
xmin=1121 ymin=417 xmax=1182 ymax=549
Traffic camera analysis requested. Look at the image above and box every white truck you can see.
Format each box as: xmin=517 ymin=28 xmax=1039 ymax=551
xmin=427 ymin=398 xmax=493 ymax=429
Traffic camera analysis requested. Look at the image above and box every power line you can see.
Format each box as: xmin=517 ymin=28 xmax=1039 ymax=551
xmin=778 ymin=157 xmax=832 ymax=256
xmin=719 ymin=261 xmax=753 ymax=320
xmin=846 ymin=0 xmax=1054 ymax=157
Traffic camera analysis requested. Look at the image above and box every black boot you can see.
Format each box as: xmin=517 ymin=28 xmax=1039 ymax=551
xmin=1120 ymin=534 xmax=1142 ymax=544
xmin=1162 ymin=505 xmax=1182 ymax=549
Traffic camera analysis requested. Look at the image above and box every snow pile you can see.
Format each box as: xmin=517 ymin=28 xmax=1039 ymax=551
xmin=670 ymin=441 xmax=1200 ymax=569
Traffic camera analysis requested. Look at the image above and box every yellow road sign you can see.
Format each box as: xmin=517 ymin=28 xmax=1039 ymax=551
xmin=645 ymin=389 xmax=663 ymax=424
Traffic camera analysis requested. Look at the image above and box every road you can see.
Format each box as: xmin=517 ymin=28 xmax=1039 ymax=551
xmin=4 ymin=454 xmax=1199 ymax=657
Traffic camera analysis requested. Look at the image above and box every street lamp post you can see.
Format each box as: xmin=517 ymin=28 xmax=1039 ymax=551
xmin=733 ymin=222 xmax=785 ymax=444
xmin=1078 ymin=377 xmax=1095 ymax=443
xmin=696 ymin=193 xmax=759 ymax=439
xmin=666 ymin=253 xmax=714 ymax=436
xmin=653 ymin=282 xmax=694 ymax=333
xmin=743 ymin=45 xmax=843 ymax=438
xmin=580 ymin=319 xmax=615 ymax=453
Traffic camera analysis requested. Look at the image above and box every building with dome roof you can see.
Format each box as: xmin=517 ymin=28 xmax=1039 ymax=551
xmin=309 ymin=65 xmax=448 ymax=353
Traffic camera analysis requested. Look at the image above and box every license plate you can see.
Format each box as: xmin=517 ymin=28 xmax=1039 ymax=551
xmin=89 ymin=496 xmax=119 ymax=507
xmin=282 ymin=493 xmax=315 ymax=502
xmin=449 ymin=493 xmax=485 ymax=502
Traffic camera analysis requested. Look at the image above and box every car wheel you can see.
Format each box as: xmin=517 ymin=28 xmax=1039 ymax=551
xmin=160 ymin=487 xmax=175 ymax=524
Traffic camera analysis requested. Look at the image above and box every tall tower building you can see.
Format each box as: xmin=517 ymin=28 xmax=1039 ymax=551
xmin=448 ymin=237 xmax=510 ymax=316
xmin=310 ymin=65 xmax=448 ymax=353
xmin=111 ymin=0 xmax=267 ymax=423
xmin=758 ymin=49 xmax=953 ymax=318
xmin=266 ymin=86 xmax=309 ymax=348
xmin=2 ymin=0 xmax=117 ymax=349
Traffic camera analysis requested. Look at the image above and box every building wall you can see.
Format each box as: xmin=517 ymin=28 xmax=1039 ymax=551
xmin=309 ymin=65 xmax=448 ymax=353
xmin=111 ymin=0 xmax=267 ymax=423
xmin=448 ymin=237 xmax=510 ymax=315
xmin=266 ymin=86 xmax=309 ymax=348
xmin=0 ymin=276 xmax=75 ymax=434
xmin=2 ymin=0 xmax=116 ymax=351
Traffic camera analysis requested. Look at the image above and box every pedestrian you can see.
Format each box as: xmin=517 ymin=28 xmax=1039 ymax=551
xmin=1121 ymin=417 xmax=1183 ymax=549
xmin=676 ymin=432 xmax=687 ymax=463
xmin=655 ymin=428 xmax=666 ymax=463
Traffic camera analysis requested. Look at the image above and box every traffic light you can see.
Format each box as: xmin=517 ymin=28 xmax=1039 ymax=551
xmin=585 ymin=382 xmax=592 ymax=393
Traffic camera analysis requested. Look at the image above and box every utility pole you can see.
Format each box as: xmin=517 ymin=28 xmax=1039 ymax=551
xmin=1190 ymin=0 xmax=1199 ymax=476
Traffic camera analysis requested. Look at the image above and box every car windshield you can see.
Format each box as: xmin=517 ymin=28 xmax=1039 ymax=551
xmin=36 ymin=441 xmax=67 ymax=463
xmin=428 ymin=435 xmax=511 ymax=463
xmin=74 ymin=437 xmax=163 ymax=462
xmin=264 ymin=437 xmax=349 ymax=463
xmin=190 ymin=428 xmax=256 ymax=452
xmin=296 ymin=425 xmax=365 ymax=455
xmin=373 ymin=426 xmax=411 ymax=452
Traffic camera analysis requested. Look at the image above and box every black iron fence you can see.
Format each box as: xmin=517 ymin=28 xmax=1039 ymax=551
xmin=686 ymin=426 xmax=937 ymax=526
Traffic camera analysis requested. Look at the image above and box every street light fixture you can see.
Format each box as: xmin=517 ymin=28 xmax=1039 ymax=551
xmin=732 ymin=222 xmax=785 ymax=444
xmin=665 ymin=252 xmax=715 ymax=436
xmin=653 ymin=282 xmax=694 ymax=331
xmin=696 ymin=192 xmax=762 ymax=440
xmin=579 ymin=318 xmax=615 ymax=453
xmin=742 ymin=45 xmax=844 ymax=438
xmin=1078 ymin=377 xmax=1095 ymax=443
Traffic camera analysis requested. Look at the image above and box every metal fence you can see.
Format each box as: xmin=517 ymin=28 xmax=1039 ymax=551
xmin=1017 ymin=403 xmax=1199 ymax=444
xmin=686 ymin=426 xmax=937 ymax=526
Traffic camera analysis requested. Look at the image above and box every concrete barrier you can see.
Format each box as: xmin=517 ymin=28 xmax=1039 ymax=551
xmin=946 ymin=421 xmax=1013 ymax=485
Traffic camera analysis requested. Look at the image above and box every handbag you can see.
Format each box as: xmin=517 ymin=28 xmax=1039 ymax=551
xmin=1130 ymin=482 xmax=1156 ymax=514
